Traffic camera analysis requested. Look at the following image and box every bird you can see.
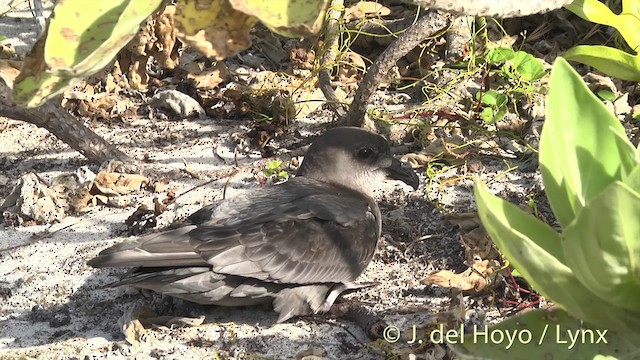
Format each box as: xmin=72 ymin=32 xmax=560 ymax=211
xmin=88 ymin=127 xmax=419 ymax=322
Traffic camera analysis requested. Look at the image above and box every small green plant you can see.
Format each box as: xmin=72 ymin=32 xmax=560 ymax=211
xmin=262 ymin=159 xmax=289 ymax=180
xmin=453 ymin=57 xmax=640 ymax=358
xmin=477 ymin=89 xmax=508 ymax=123
xmin=563 ymin=0 xmax=640 ymax=81
xmin=477 ymin=47 xmax=546 ymax=123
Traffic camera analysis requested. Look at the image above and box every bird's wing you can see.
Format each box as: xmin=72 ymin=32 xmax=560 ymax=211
xmin=89 ymin=178 xmax=380 ymax=284
xmin=189 ymin=178 xmax=380 ymax=284
xmin=87 ymin=226 xmax=209 ymax=267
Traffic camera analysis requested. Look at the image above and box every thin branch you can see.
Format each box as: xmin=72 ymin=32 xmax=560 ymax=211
xmin=345 ymin=11 xmax=451 ymax=127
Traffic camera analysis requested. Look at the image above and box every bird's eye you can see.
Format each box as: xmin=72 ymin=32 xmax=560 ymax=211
xmin=357 ymin=148 xmax=374 ymax=159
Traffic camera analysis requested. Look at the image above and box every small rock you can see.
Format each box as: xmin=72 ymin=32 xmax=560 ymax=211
xmin=149 ymin=90 xmax=205 ymax=119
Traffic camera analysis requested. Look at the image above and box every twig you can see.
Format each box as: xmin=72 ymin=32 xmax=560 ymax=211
xmin=0 ymin=77 xmax=134 ymax=165
xmin=345 ymin=12 xmax=451 ymax=127
xmin=318 ymin=0 xmax=347 ymax=117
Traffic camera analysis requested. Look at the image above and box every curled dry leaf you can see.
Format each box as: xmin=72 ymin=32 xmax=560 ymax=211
xmin=183 ymin=61 xmax=231 ymax=90
xmin=117 ymin=306 xmax=152 ymax=346
xmin=344 ymin=1 xmax=391 ymax=21
xmin=93 ymin=171 xmax=149 ymax=196
xmin=0 ymin=59 xmax=21 ymax=86
xmin=422 ymin=259 xmax=501 ymax=293
xmin=117 ymin=5 xmax=180 ymax=90
xmin=118 ymin=305 xmax=205 ymax=345
xmin=402 ymin=135 xmax=470 ymax=167
xmin=447 ymin=212 xmax=501 ymax=262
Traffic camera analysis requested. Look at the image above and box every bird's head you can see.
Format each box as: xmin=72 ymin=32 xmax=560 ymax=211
xmin=297 ymin=127 xmax=419 ymax=196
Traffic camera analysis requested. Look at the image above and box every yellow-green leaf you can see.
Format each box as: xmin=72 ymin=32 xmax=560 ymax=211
xmin=13 ymin=0 xmax=163 ymax=107
xmin=230 ymin=0 xmax=330 ymax=37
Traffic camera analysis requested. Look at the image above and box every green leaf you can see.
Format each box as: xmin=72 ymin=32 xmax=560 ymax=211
xmin=266 ymin=159 xmax=283 ymax=170
xmin=451 ymin=308 xmax=640 ymax=360
xmin=540 ymin=58 xmax=637 ymax=228
xmin=564 ymin=45 xmax=640 ymax=82
xmin=596 ymin=89 xmax=616 ymax=102
xmin=625 ymin=163 xmax=640 ymax=192
xmin=480 ymin=90 xmax=501 ymax=106
xmin=565 ymin=0 xmax=640 ymax=50
xmin=480 ymin=106 xmax=507 ymax=124
xmin=563 ymin=181 xmax=640 ymax=312
xmin=486 ymin=47 xmax=515 ymax=63
xmin=474 ymin=180 xmax=640 ymax=331
xmin=229 ymin=0 xmax=330 ymax=37
xmin=510 ymin=51 xmax=546 ymax=82
xmin=13 ymin=0 xmax=164 ymax=107
xmin=0 ymin=35 xmax=7 ymax=42
xmin=623 ymin=0 xmax=640 ymax=16
xmin=565 ymin=0 xmax=618 ymax=27
xmin=480 ymin=107 xmax=495 ymax=123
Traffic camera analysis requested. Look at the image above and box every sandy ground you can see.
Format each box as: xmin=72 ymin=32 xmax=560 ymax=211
xmin=0 ymin=2 xmax=540 ymax=359
xmin=0 ymin=115 xmax=476 ymax=359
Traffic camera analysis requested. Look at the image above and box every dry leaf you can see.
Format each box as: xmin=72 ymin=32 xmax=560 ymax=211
xmin=344 ymin=1 xmax=391 ymax=21
xmin=92 ymin=171 xmax=149 ymax=196
xmin=0 ymin=59 xmax=22 ymax=86
xmin=117 ymin=306 xmax=153 ymax=346
xmin=117 ymin=305 xmax=205 ymax=345
xmin=422 ymin=259 xmax=500 ymax=293
xmin=186 ymin=61 xmax=231 ymax=90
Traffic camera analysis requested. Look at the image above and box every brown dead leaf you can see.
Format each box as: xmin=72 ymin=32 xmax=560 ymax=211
xmin=118 ymin=306 xmax=148 ymax=346
xmin=401 ymin=135 xmax=470 ymax=167
xmin=125 ymin=204 xmax=157 ymax=235
xmin=422 ymin=259 xmax=500 ymax=293
xmin=344 ymin=1 xmax=391 ymax=21
xmin=185 ymin=61 xmax=231 ymax=90
xmin=117 ymin=305 xmax=204 ymax=345
xmin=0 ymin=59 xmax=21 ymax=86
xmin=447 ymin=212 xmax=501 ymax=262
xmin=92 ymin=171 xmax=149 ymax=196
xmin=116 ymin=5 xmax=180 ymax=90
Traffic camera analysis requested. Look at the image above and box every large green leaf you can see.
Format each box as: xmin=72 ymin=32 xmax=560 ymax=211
xmin=563 ymin=181 xmax=640 ymax=312
xmin=564 ymin=46 xmax=640 ymax=82
xmin=475 ymin=180 xmax=640 ymax=332
xmin=13 ymin=0 xmax=163 ymax=107
xmin=540 ymin=58 xmax=637 ymax=228
xmin=229 ymin=0 xmax=330 ymax=37
xmin=451 ymin=308 xmax=640 ymax=360
xmin=565 ymin=0 xmax=640 ymax=50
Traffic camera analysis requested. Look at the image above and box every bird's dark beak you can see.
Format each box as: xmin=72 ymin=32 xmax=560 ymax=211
xmin=386 ymin=158 xmax=419 ymax=190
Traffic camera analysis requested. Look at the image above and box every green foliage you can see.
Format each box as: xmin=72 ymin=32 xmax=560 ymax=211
xmin=262 ymin=159 xmax=289 ymax=180
xmin=459 ymin=58 xmax=640 ymax=358
xmin=477 ymin=47 xmax=546 ymax=123
xmin=230 ymin=0 xmax=329 ymax=37
xmin=563 ymin=0 xmax=640 ymax=81
xmin=0 ymin=35 xmax=7 ymax=42
xmin=477 ymin=89 xmax=508 ymax=123
xmin=454 ymin=308 xmax=639 ymax=359
xmin=13 ymin=0 xmax=165 ymax=107
xmin=12 ymin=0 xmax=330 ymax=107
